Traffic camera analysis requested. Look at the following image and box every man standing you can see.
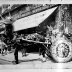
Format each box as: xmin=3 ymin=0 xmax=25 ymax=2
xmin=13 ymin=39 xmax=20 ymax=64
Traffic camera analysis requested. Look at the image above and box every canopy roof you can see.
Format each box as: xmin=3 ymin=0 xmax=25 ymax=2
xmin=13 ymin=6 xmax=58 ymax=31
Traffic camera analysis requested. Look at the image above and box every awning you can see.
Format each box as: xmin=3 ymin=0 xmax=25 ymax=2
xmin=13 ymin=6 xmax=58 ymax=31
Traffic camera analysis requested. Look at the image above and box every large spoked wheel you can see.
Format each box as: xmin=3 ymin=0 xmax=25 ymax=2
xmin=51 ymin=38 xmax=72 ymax=63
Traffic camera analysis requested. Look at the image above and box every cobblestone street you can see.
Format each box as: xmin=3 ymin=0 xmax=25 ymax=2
xmin=0 ymin=52 xmax=72 ymax=69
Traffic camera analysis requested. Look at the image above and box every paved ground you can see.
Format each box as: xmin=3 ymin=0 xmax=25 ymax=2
xmin=0 ymin=52 xmax=72 ymax=69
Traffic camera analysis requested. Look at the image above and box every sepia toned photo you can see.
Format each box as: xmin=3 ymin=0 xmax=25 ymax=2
xmin=0 ymin=4 xmax=72 ymax=70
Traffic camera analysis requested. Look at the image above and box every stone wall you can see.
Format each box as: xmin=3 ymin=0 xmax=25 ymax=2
xmin=55 ymin=4 xmax=72 ymax=34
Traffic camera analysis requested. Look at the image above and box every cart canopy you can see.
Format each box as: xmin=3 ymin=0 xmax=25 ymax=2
xmin=13 ymin=7 xmax=57 ymax=31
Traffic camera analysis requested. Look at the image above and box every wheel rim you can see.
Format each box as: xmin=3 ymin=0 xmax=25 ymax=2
xmin=56 ymin=43 xmax=70 ymax=58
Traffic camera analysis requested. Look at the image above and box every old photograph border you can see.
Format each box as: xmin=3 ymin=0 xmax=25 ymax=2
xmin=0 ymin=0 xmax=72 ymax=72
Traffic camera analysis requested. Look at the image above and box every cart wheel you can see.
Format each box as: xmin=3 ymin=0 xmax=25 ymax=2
xmin=51 ymin=38 xmax=72 ymax=63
